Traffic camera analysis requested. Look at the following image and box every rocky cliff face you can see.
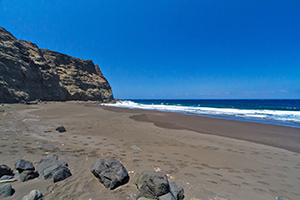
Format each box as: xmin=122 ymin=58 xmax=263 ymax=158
xmin=0 ymin=27 xmax=114 ymax=103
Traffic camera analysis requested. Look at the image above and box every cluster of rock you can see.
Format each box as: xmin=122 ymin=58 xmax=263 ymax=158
xmin=37 ymin=154 xmax=72 ymax=183
xmin=0 ymin=27 xmax=114 ymax=103
xmin=0 ymin=155 xmax=71 ymax=199
xmin=1 ymin=155 xmax=184 ymax=199
xmin=15 ymin=159 xmax=39 ymax=182
xmin=90 ymin=158 xmax=184 ymax=200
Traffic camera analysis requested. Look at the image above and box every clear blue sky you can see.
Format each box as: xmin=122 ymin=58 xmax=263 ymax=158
xmin=1 ymin=0 xmax=300 ymax=99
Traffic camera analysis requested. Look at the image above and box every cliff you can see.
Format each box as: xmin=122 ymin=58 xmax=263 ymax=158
xmin=0 ymin=27 xmax=114 ymax=103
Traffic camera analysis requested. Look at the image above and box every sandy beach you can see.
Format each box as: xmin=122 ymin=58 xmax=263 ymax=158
xmin=0 ymin=102 xmax=300 ymax=200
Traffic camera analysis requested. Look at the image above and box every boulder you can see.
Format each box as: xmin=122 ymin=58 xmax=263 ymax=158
xmin=135 ymin=171 xmax=170 ymax=199
xmin=135 ymin=171 xmax=184 ymax=200
xmin=169 ymin=182 xmax=184 ymax=200
xmin=0 ymin=183 xmax=14 ymax=198
xmin=90 ymin=158 xmax=129 ymax=190
xmin=19 ymin=170 xmax=39 ymax=182
xmin=55 ymin=126 xmax=66 ymax=132
xmin=52 ymin=167 xmax=72 ymax=183
xmin=0 ymin=165 xmax=14 ymax=178
xmin=0 ymin=27 xmax=114 ymax=103
xmin=37 ymin=154 xmax=71 ymax=182
xmin=22 ymin=190 xmax=43 ymax=200
xmin=15 ymin=159 xmax=35 ymax=173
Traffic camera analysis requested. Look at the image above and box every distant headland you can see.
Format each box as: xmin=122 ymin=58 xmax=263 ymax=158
xmin=0 ymin=27 xmax=114 ymax=103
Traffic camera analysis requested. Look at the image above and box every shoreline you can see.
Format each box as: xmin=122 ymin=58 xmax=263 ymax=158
xmin=101 ymin=105 xmax=300 ymax=154
xmin=104 ymin=99 xmax=300 ymax=129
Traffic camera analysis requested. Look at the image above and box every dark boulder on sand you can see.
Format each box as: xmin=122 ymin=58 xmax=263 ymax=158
xmin=169 ymin=182 xmax=184 ymax=200
xmin=15 ymin=159 xmax=35 ymax=173
xmin=52 ymin=167 xmax=72 ymax=183
xmin=90 ymin=158 xmax=129 ymax=190
xmin=37 ymin=154 xmax=72 ymax=183
xmin=55 ymin=126 xmax=66 ymax=132
xmin=135 ymin=171 xmax=170 ymax=199
xmin=19 ymin=170 xmax=39 ymax=182
xmin=135 ymin=171 xmax=184 ymax=200
xmin=0 ymin=183 xmax=14 ymax=198
xmin=15 ymin=159 xmax=39 ymax=182
xmin=0 ymin=165 xmax=14 ymax=178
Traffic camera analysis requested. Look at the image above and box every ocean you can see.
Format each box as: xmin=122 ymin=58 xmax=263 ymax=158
xmin=104 ymin=99 xmax=300 ymax=128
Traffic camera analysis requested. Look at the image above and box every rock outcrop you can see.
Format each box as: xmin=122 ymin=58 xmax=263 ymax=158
xmin=0 ymin=27 xmax=114 ymax=103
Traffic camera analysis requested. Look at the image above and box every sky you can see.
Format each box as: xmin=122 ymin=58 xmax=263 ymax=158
xmin=1 ymin=0 xmax=300 ymax=99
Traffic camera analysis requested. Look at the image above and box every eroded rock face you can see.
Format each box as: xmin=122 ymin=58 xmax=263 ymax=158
xmin=90 ymin=158 xmax=129 ymax=190
xmin=0 ymin=27 xmax=114 ymax=103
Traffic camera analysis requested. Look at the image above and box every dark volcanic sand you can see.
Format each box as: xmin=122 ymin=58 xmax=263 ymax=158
xmin=0 ymin=102 xmax=299 ymax=200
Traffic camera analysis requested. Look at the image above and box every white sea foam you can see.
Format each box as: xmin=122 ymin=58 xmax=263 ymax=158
xmin=103 ymin=100 xmax=300 ymax=127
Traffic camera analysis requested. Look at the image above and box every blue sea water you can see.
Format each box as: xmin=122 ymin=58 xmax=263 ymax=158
xmin=104 ymin=99 xmax=300 ymax=128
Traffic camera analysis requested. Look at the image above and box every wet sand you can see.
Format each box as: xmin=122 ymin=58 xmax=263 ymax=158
xmin=102 ymin=106 xmax=300 ymax=153
xmin=0 ymin=102 xmax=299 ymax=200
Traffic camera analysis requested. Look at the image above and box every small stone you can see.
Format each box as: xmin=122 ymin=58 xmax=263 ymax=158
xmin=277 ymin=197 xmax=291 ymax=200
xmin=0 ymin=175 xmax=14 ymax=181
xmin=130 ymin=193 xmax=137 ymax=200
xmin=56 ymin=126 xmax=66 ymax=132
xmin=25 ymin=100 xmax=38 ymax=105
xmin=0 ymin=109 xmax=4 ymax=112
xmin=0 ymin=183 xmax=14 ymax=198
xmin=22 ymin=189 xmax=43 ymax=200
xmin=131 ymin=145 xmax=142 ymax=151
